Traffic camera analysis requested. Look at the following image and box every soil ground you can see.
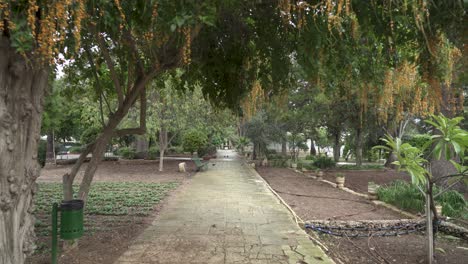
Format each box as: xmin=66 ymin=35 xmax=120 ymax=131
xmin=27 ymin=159 xmax=197 ymax=264
xmin=321 ymin=169 xmax=409 ymax=193
xmin=256 ymin=166 xmax=468 ymax=264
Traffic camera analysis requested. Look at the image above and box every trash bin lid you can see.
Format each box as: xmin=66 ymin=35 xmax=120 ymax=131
xmin=60 ymin=199 xmax=84 ymax=210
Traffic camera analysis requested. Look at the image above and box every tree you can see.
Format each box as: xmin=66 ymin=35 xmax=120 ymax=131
xmin=377 ymin=114 xmax=468 ymax=264
xmin=1 ymin=1 xmax=293 ymax=262
xmin=182 ymin=129 xmax=207 ymax=155
xmin=235 ymin=136 xmax=250 ymax=154
xmin=287 ymin=133 xmax=308 ymax=163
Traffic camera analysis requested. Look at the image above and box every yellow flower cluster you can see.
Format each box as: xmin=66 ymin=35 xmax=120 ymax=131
xmin=182 ymin=26 xmax=192 ymax=65
xmin=241 ymin=80 xmax=264 ymax=121
xmin=1 ymin=0 xmax=85 ymax=64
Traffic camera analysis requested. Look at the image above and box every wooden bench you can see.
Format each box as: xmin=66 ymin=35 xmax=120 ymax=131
xmin=192 ymin=157 xmax=208 ymax=171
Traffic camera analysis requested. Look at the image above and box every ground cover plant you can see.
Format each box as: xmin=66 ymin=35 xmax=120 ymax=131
xmin=35 ymin=182 xmax=178 ymax=217
xmin=378 ymin=180 xmax=467 ymax=219
xmin=30 ymin=181 xmax=178 ymax=262
xmin=337 ymin=164 xmax=385 ymax=170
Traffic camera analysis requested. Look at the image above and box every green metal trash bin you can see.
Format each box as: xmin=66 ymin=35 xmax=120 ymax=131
xmin=60 ymin=199 xmax=84 ymax=240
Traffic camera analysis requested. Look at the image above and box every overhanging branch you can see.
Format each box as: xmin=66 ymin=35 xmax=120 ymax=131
xmin=91 ymin=24 xmax=124 ymax=107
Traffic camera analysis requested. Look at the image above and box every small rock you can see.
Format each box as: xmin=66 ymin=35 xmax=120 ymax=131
xmin=178 ymin=162 xmax=186 ymax=172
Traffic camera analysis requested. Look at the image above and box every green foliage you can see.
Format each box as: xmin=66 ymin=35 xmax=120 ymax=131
xmin=34 ymin=182 xmax=178 ymax=218
xmin=298 ymin=160 xmax=316 ymax=170
xmin=80 ymin=126 xmax=102 ymax=145
xmin=313 ymin=156 xmax=336 ymax=169
xmin=37 ymin=140 xmax=47 ymax=167
xmin=182 ymin=130 xmax=208 ymax=154
xmin=269 ymin=158 xmax=289 ymax=168
xmin=338 ymin=164 xmax=384 ymax=170
xmin=404 ymin=134 xmax=432 ymax=153
xmin=378 ymin=180 xmax=467 ymax=218
xmin=147 ymin=147 xmax=160 ymax=160
xmin=197 ymin=144 xmax=217 ymax=157
xmin=236 ymin=136 xmax=250 ymax=153
xmin=366 ymin=149 xmax=380 ymax=162
xmin=288 ymin=133 xmax=308 ymax=162
xmin=305 ymin=155 xmax=316 ymax=161
xmin=376 ymin=134 xmax=429 ymax=185
xmin=118 ymin=147 xmax=136 ymax=159
xmin=377 ymin=180 xmax=425 ymax=213
xmin=376 ymin=114 xmax=468 ymax=186
xmin=425 ymin=114 xmax=468 ymax=161
xmin=167 ymin=146 xmax=185 ymax=155
xmin=68 ymin=146 xmax=83 ymax=154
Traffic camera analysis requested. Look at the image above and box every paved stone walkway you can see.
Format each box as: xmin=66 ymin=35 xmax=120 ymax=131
xmin=115 ymin=150 xmax=333 ymax=264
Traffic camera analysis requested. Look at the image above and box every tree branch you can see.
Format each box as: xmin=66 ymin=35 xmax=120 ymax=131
xmin=123 ymin=28 xmax=145 ymax=76
xmin=91 ymin=24 xmax=124 ymax=107
xmin=114 ymin=88 xmax=147 ymax=136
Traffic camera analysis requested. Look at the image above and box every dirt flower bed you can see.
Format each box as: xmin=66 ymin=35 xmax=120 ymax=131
xmin=256 ymin=166 xmax=468 ymax=264
xmin=27 ymin=160 xmax=196 ymax=264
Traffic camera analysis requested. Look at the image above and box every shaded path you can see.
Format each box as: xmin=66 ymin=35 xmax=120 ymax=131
xmin=115 ymin=150 xmax=333 ymax=264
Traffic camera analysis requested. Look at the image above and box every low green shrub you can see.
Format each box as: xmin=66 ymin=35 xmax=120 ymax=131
xmin=37 ymin=140 xmax=47 ymax=167
xmin=377 ymin=180 xmax=467 ymax=218
xmin=298 ymin=160 xmax=316 ymax=170
xmin=198 ymin=144 xmax=217 ymax=157
xmin=305 ymin=155 xmax=316 ymax=161
xmin=118 ymin=147 xmax=136 ymax=159
xmin=313 ymin=156 xmax=336 ymax=169
xmin=268 ymin=153 xmax=286 ymax=160
xmin=338 ymin=164 xmax=384 ymax=170
xmin=167 ymin=145 xmax=184 ymax=154
xmin=147 ymin=147 xmax=159 ymax=159
xmin=68 ymin=146 xmax=83 ymax=154
xmin=403 ymin=134 xmax=432 ymax=157
xmin=269 ymin=159 xmax=288 ymax=167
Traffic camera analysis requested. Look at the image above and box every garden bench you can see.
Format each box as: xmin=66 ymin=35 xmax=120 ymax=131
xmin=192 ymin=157 xmax=208 ymax=171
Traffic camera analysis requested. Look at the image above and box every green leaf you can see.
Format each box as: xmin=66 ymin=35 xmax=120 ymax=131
xmin=452 ymin=141 xmax=461 ymax=154
xmin=433 ymin=141 xmax=443 ymax=160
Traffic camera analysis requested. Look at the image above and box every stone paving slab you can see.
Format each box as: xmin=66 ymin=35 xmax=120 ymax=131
xmin=114 ymin=150 xmax=333 ymax=264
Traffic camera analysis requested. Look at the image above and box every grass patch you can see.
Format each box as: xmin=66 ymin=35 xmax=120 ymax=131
xmin=35 ymin=182 xmax=178 ymax=216
xmin=338 ymin=164 xmax=385 ymax=170
xmin=377 ymin=180 xmax=467 ymax=219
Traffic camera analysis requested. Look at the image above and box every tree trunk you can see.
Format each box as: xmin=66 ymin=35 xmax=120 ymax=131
xmin=159 ymin=127 xmax=167 ymax=172
xmin=134 ymin=136 xmax=148 ymax=159
xmin=63 ymin=77 xmax=149 ymax=202
xmin=355 ymin=128 xmax=363 ymax=166
xmin=77 ymin=136 xmax=110 ymax=201
xmin=281 ymin=137 xmax=287 ymax=156
xmin=385 ymin=151 xmax=398 ymax=169
xmin=333 ymin=132 xmax=341 ymax=162
xmin=0 ymin=36 xmax=49 ymax=264
xmin=309 ymin=140 xmax=317 ymax=156
xmin=46 ymin=132 xmax=55 ymax=164
xmin=425 ymin=186 xmax=434 ymax=264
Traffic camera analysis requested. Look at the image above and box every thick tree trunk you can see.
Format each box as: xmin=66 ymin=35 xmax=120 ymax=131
xmin=0 ymin=37 xmax=49 ymax=263
xmin=333 ymin=132 xmax=341 ymax=162
xmin=134 ymin=136 xmax=148 ymax=159
xmin=355 ymin=128 xmax=363 ymax=166
xmin=309 ymin=140 xmax=317 ymax=156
